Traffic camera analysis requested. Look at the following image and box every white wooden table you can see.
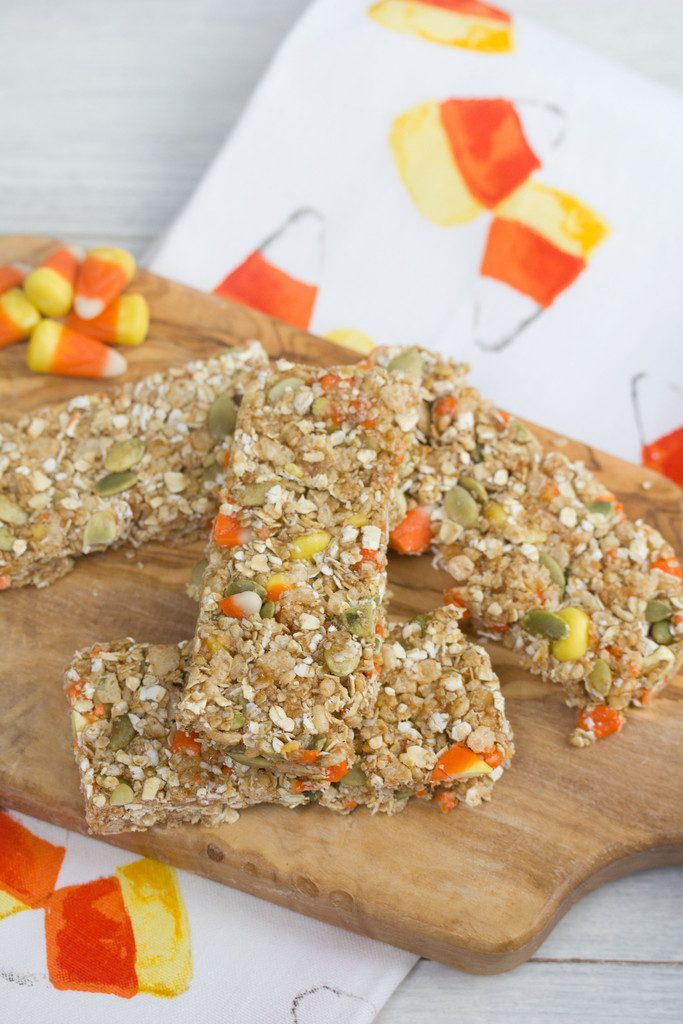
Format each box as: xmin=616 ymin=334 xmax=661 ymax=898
xmin=1 ymin=2 xmax=681 ymax=1020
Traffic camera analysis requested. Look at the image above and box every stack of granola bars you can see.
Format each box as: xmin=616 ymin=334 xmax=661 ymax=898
xmin=3 ymin=341 xmax=680 ymax=834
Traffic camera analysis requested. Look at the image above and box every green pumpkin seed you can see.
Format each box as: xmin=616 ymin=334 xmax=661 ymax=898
xmin=190 ymin=559 xmax=208 ymax=588
xmin=444 ymin=485 xmax=479 ymax=527
xmin=312 ymin=396 xmax=330 ymax=417
xmin=0 ymin=527 xmax=14 ymax=551
xmin=93 ymin=470 xmax=137 ymax=497
xmin=230 ymin=710 xmax=245 ymax=729
xmin=585 ymin=500 xmax=613 ymax=515
xmin=651 ymin=619 xmax=674 ymax=646
xmin=340 ymin=764 xmax=367 ymax=787
xmin=344 ymin=601 xmax=376 ymax=638
xmin=539 ymin=551 xmax=566 ymax=592
xmin=510 ymin=419 xmax=533 ymax=442
xmin=587 ymin=658 xmax=612 ymax=696
xmin=0 ymin=495 xmax=27 ymax=526
xmin=411 ymin=614 xmax=428 ymax=634
xmin=260 ymin=601 xmax=275 ymax=619
xmin=226 ymin=578 xmax=267 ymax=600
xmin=229 ymin=750 xmax=273 ymax=769
xmin=521 ymin=609 xmax=570 ymax=641
xmin=387 ymin=348 xmax=423 ymax=379
xmin=207 ymin=393 xmax=238 ymax=440
xmin=324 ymin=640 xmax=362 ymax=677
xmin=109 ymin=713 xmax=135 ymax=751
xmin=105 ymin=438 xmax=145 ymax=472
xmin=235 ymin=479 xmax=281 ymax=508
xmin=83 ymin=510 xmax=119 ymax=548
xmin=200 ymin=461 xmax=223 ymax=486
xmin=109 ymin=781 xmax=135 ymax=806
xmin=471 ymin=443 xmax=484 ymax=464
xmin=268 ymin=376 xmax=305 ymax=403
xmin=458 ymin=476 xmax=488 ymax=504
xmin=310 ymin=734 xmax=327 ymax=751
xmin=645 ymin=599 xmax=673 ymax=623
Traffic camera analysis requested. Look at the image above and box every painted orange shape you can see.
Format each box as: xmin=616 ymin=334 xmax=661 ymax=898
xmin=0 ymin=810 xmax=65 ymax=908
xmin=215 ymin=250 xmax=317 ymax=329
xmin=45 ymin=875 xmax=138 ymax=997
xmin=643 ymin=425 xmax=683 ymax=487
xmin=369 ymin=0 xmax=513 ymax=52
xmin=439 ymin=99 xmax=539 ymax=208
xmin=481 ymin=218 xmax=586 ymax=307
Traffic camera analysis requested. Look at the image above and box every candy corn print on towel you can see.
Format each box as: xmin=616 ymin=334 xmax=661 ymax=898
xmin=152 ymin=0 xmax=683 ymax=488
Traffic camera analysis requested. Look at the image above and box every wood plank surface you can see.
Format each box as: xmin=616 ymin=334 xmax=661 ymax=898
xmin=1 ymin=236 xmax=681 ymax=976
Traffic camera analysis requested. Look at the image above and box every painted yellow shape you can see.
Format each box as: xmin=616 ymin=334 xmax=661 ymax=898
xmin=496 ymin=181 xmax=610 ymax=259
xmin=369 ymin=1 xmax=514 ymax=52
xmin=325 ymin=328 xmax=376 ymax=355
xmin=389 ymin=101 xmax=484 ymax=226
xmin=116 ymin=858 xmax=192 ymax=998
xmin=0 ymin=890 xmax=29 ymax=920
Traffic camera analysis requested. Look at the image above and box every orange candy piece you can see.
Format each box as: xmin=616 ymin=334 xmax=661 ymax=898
xmin=430 ymin=743 xmax=491 ymax=783
xmin=0 ymin=811 xmax=65 ymax=908
xmin=45 ymin=876 xmax=138 ymax=997
xmin=170 ymin=730 xmax=202 ymax=756
xmin=0 ymin=288 xmax=40 ymax=348
xmin=436 ymin=790 xmax=459 ymax=814
xmin=389 ymin=506 xmax=433 ymax=555
xmin=213 ymin=512 xmax=249 ymax=548
xmin=66 ymin=292 xmax=150 ymax=347
xmin=651 ymin=556 xmax=682 ymax=580
xmin=576 ymin=704 xmax=625 ymax=741
xmin=0 ymin=262 xmax=27 ymax=295
xmin=24 ymin=245 xmax=83 ymax=317
xmin=326 ymin=760 xmax=349 ymax=783
xmin=74 ymin=246 xmax=136 ymax=320
xmin=27 ymin=319 xmax=127 ymax=379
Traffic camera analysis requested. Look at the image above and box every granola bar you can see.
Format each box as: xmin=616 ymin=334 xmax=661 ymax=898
xmin=66 ymin=608 xmax=512 ymax=833
xmin=319 ymin=606 xmax=513 ymax=814
xmin=377 ymin=346 xmax=683 ymax=730
xmin=0 ymin=342 xmax=267 ymax=590
xmin=178 ymin=361 xmax=421 ymax=781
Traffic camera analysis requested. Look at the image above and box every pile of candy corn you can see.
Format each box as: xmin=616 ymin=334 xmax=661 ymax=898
xmin=0 ymin=246 xmax=149 ymax=379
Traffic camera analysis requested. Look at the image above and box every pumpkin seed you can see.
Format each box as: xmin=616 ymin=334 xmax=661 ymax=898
xmin=109 ymin=713 xmax=135 ymax=751
xmin=226 ymin=578 xmax=267 ymax=600
xmin=229 ymin=750 xmax=273 ymax=769
xmin=93 ymin=470 xmax=137 ymax=496
xmin=417 ymin=401 xmax=431 ymax=435
xmin=260 ymin=601 xmax=275 ymax=619
xmin=471 ymin=443 xmax=484 ymax=464
xmin=340 ymin=764 xmax=367 ymax=787
xmin=444 ymin=485 xmax=479 ymax=527
xmin=651 ymin=619 xmax=674 ymax=646
xmin=0 ymin=495 xmax=27 ymax=526
xmin=0 ymin=527 xmax=14 ymax=551
xmin=411 ymin=614 xmax=428 ymax=634
xmin=539 ymin=551 xmax=566 ymax=592
xmin=458 ymin=476 xmax=488 ymax=504
xmin=387 ymin=348 xmax=423 ymax=379
xmin=230 ymin=710 xmax=245 ymax=729
xmin=344 ymin=601 xmax=376 ymax=638
xmin=83 ymin=510 xmax=119 ymax=548
xmin=207 ymin=394 xmax=237 ymax=439
xmin=200 ymin=462 xmax=222 ymax=486
xmin=324 ymin=639 xmax=362 ymax=676
xmin=190 ymin=559 xmax=208 ymax=588
xmin=510 ymin=419 xmax=533 ymax=442
xmin=109 ymin=782 xmax=135 ymax=806
xmin=483 ymin=501 xmax=507 ymax=527
xmin=235 ymin=479 xmax=281 ymax=507
xmin=268 ymin=376 xmax=305 ymax=403
xmin=105 ymin=438 xmax=145 ymax=472
xmin=520 ymin=609 xmax=570 ymax=641
xmin=585 ymin=500 xmax=613 ymax=515
xmin=645 ymin=599 xmax=673 ymax=623
xmin=643 ymin=645 xmax=675 ymax=670
xmin=587 ymin=658 xmax=612 ymax=696
xmin=312 ymin=396 xmax=330 ymax=417
xmin=310 ymin=734 xmax=327 ymax=751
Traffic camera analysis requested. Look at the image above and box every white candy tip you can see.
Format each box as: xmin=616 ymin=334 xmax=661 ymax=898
xmin=103 ymin=347 xmax=128 ymax=378
xmin=74 ymin=295 xmax=104 ymax=320
xmin=67 ymin=244 xmax=87 ymax=261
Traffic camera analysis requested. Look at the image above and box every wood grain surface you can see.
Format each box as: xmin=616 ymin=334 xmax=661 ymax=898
xmin=1 ymin=236 xmax=682 ymax=976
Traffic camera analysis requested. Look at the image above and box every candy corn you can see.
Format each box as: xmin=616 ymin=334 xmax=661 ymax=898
xmin=325 ymin=328 xmax=376 ymax=355
xmin=23 ymin=245 xmax=84 ymax=318
xmin=27 ymin=320 xmax=127 ymax=379
xmin=0 ymin=262 xmax=28 ymax=295
xmin=0 ymin=288 xmax=40 ymax=348
xmin=214 ymin=209 xmax=323 ymax=329
xmin=74 ymin=247 xmax=136 ymax=320
xmin=369 ymin=0 xmax=515 ymax=53
xmin=66 ymin=293 xmax=149 ymax=346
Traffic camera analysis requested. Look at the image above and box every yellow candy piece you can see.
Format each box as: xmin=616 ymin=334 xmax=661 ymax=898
xmin=290 ymin=531 xmax=331 ymax=560
xmin=346 ymin=513 xmax=368 ymax=528
xmin=325 ymin=328 xmax=376 ymax=355
xmin=24 ymin=246 xmax=82 ymax=317
xmin=551 ymin=607 xmax=590 ymax=662
xmin=284 ymin=461 xmax=304 ymax=479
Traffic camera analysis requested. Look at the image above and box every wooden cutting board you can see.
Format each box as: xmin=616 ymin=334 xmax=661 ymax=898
xmin=2 ymin=236 xmax=682 ymax=975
